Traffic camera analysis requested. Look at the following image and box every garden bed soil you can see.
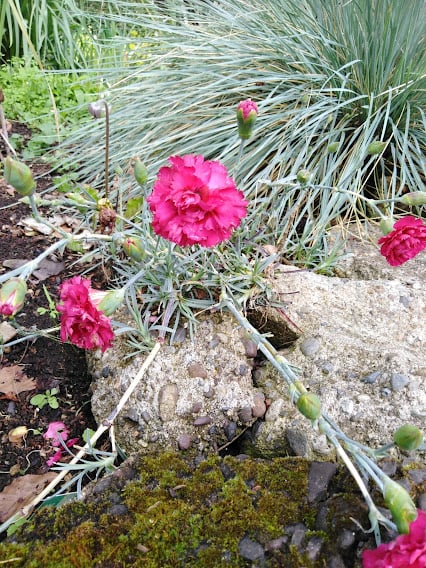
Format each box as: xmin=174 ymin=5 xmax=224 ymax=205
xmin=0 ymin=163 xmax=103 ymax=500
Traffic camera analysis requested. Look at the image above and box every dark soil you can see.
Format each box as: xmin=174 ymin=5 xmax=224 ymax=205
xmin=0 ymin=152 xmax=103 ymax=496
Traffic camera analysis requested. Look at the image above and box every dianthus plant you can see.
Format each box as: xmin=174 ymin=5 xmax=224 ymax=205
xmin=0 ymin=96 xmax=425 ymax=557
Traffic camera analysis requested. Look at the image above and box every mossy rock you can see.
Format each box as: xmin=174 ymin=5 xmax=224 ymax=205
xmin=0 ymin=451 xmax=384 ymax=567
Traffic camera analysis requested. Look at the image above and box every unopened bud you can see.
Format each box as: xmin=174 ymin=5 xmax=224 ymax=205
xmin=236 ymin=99 xmax=258 ymax=140
xmin=367 ymin=140 xmax=386 ymax=155
xmin=134 ymin=159 xmax=148 ymax=186
xmin=97 ymin=289 xmax=125 ymax=317
xmin=4 ymin=156 xmax=35 ymax=196
xmin=0 ymin=278 xmax=27 ymax=317
xmin=88 ymin=100 xmax=109 ymax=119
xmin=399 ymin=192 xmax=426 ymax=207
xmin=327 ymin=141 xmax=339 ymax=153
xmin=393 ymin=424 xmax=424 ymax=451
xmin=383 ymin=477 xmax=418 ymax=534
xmin=122 ymin=237 xmax=145 ymax=262
xmin=297 ymin=169 xmax=312 ymax=185
xmin=296 ymin=393 xmax=322 ymax=420
xmin=379 ymin=216 xmax=395 ymax=236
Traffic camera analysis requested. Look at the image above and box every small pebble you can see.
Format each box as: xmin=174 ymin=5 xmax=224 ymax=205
xmin=300 ymin=337 xmax=320 ymax=357
xmin=320 ymin=361 xmax=334 ymax=375
xmin=108 ymin=504 xmax=128 ymax=517
xmin=238 ymin=406 xmax=253 ymax=424
xmin=362 ymin=370 xmax=381 ymax=384
xmin=191 ymin=402 xmax=202 ymax=413
xmin=390 ymin=373 xmax=409 ymax=391
xmin=224 ymin=421 xmax=237 ymax=441
xmin=265 ymin=536 xmax=288 ymax=551
xmin=306 ymin=536 xmax=323 ymax=560
xmin=251 ymin=392 xmax=267 ymax=418
xmin=193 ymin=416 xmax=212 ymax=426
xmin=158 ymin=383 xmax=179 ymax=422
xmin=241 ymin=337 xmax=258 ymax=358
xmin=238 ymin=535 xmax=265 ymax=561
xmin=177 ymin=433 xmax=192 ymax=450
xmin=187 ymin=363 xmax=208 ymax=379
xmin=337 ymin=529 xmax=355 ymax=549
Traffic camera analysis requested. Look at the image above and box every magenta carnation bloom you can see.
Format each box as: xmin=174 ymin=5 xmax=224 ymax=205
xmin=43 ymin=421 xmax=69 ymax=447
xmin=147 ymin=154 xmax=248 ymax=247
xmin=57 ymin=276 xmax=114 ymax=352
xmin=362 ymin=509 xmax=426 ymax=568
xmin=378 ymin=216 xmax=426 ymax=266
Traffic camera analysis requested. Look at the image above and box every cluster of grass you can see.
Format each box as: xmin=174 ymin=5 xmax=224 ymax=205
xmin=54 ymin=0 xmax=425 ymax=267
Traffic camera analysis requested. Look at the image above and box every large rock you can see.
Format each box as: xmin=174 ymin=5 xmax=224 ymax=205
xmin=89 ymin=224 xmax=425 ymax=461
xmin=250 ymin=225 xmax=425 ymax=458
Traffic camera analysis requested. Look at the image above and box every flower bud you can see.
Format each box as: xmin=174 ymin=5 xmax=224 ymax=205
xmin=399 ymin=192 xmax=426 ymax=207
xmin=97 ymin=288 xmax=125 ymax=316
xmin=367 ymin=140 xmax=386 ymax=155
xmin=296 ymin=393 xmax=322 ymax=420
xmin=296 ymin=169 xmax=312 ymax=185
xmin=327 ymin=141 xmax=339 ymax=153
xmin=393 ymin=424 xmax=424 ymax=451
xmin=236 ymin=99 xmax=258 ymax=140
xmin=122 ymin=237 xmax=145 ymax=262
xmin=88 ymin=99 xmax=109 ymax=119
xmin=4 ymin=156 xmax=35 ymax=196
xmin=134 ymin=159 xmax=148 ymax=186
xmin=383 ymin=477 xmax=418 ymax=534
xmin=379 ymin=216 xmax=395 ymax=236
xmin=0 ymin=278 xmax=27 ymax=317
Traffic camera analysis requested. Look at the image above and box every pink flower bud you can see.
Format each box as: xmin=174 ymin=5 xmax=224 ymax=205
xmin=236 ymin=99 xmax=258 ymax=140
xmin=4 ymin=157 xmax=35 ymax=196
xmin=0 ymin=278 xmax=27 ymax=317
xmin=122 ymin=237 xmax=146 ymax=262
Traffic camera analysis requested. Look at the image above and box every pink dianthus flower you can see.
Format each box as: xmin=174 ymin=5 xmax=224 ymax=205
xmin=362 ymin=509 xmax=426 ymax=568
xmin=378 ymin=216 xmax=426 ymax=266
xmin=43 ymin=421 xmax=69 ymax=447
xmin=147 ymin=154 xmax=248 ymax=247
xmin=57 ymin=276 xmax=114 ymax=352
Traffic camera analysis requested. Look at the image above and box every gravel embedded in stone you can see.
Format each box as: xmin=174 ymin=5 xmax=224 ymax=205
xmin=251 ymin=392 xmax=267 ymax=418
xmin=158 ymin=383 xmax=179 ymax=422
xmin=238 ymin=405 xmax=253 ymax=424
xmin=390 ymin=373 xmax=410 ymax=391
xmin=362 ymin=370 xmax=381 ymax=384
xmin=187 ymin=363 xmax=208 ymax=378
xmin=300 ymin=337 xmax=320 ymax=357
xmin=177 ymin=433 xmax=192 ymax=450
xmin=193 ymin=415 xmax=212 ymax=426
xmin=224 ymin=421 xmax=237 ymax=441
xmin=241 ymin=337 xmax=258 ymax=358
xmin=238 ymin=535 xmax=265 ymax=561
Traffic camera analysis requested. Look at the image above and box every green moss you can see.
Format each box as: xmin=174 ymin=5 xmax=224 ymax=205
xmin=0 ymin=451 xmax=368 ymax=567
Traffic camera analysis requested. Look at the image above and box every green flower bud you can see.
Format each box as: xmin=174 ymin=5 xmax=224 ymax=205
xmin=327 ymin=141 xmax=339 ymax=153
xmin=399 ymin=192 xmax=426 ymax=207
xmin=393 ymin=424 xmax=424 ymax=451
xmin=0 ymin=278 xmax=27 ymax=317
xmin=297 ymin=169 xmax=312 ymax=184
xmin=367 ymin=140 xmax=386 ymax=155
xmin=383 ymin=477 xmax=418 ymax=534
xmin=122 ymin=237 xmax=145 ymax=262
xmin=296 ymin=393 xmax=322 ymax=420
xmin=134 ymin=159 xmax=148 ymax=186
xmin=97 ymin=288 xmax=125 ymax=317
xmin=4 ymin=157 xmax=35 ymax=196
xmin=379 ymin=216 xmax=395 ymax=235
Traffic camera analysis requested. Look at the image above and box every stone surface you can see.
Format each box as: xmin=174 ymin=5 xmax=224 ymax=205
xmin=89 ymin=312 xmax=260 ymax=454
xmin=89 ymin=224 xmax=425 ymax=462
xmin=250 ymin=226 xmax=426 ymax=459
